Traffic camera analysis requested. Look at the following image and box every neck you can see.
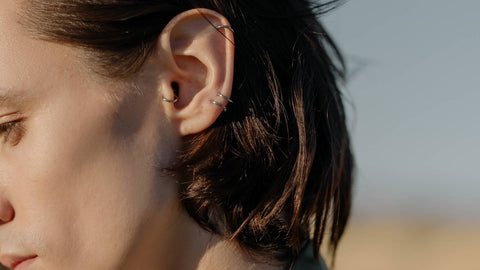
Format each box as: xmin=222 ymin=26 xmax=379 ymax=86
xmin=171 ymin=209 xmax=284 ymax=270
xmin=196 ymin=239 xmax=284 ymax=270
xmin=120 ymin=199 xmax=285 ymax=270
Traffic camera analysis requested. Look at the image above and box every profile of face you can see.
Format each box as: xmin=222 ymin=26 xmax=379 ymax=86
xmin=0 ymin=1 xmax=235 ymax=270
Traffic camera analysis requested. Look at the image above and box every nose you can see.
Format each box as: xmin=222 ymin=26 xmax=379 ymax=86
xmin=0 ymin=197 xmax=14 ymax=224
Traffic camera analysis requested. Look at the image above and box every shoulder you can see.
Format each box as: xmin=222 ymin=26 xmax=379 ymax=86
xmin=291 ymin=241 xmax=329 ymax=270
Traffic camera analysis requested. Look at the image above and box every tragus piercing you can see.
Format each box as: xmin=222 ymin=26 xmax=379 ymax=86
xmin=211 ymin=100 xmax=228 ymax=112
xmin=162 ymin=96 xmax=178 ymax=103
xmin=215 ymin=25 xmax=235 ymax=33
xmin=163 ymin=82 xmax=180 ymax=103
xmin=217 ymin=93 xmax=234 ymax=103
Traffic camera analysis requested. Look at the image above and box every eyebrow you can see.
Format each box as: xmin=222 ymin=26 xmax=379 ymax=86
xmin=0 ymin=88 xmax=32 ymax=107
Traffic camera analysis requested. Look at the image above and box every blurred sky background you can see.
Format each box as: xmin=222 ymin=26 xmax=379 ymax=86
xmin=322 ymin=0 xmax=480 ymax=222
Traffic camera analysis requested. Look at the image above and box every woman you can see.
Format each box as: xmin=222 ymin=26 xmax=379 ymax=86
xmin=0 ymin=0 xmax=353 ymax=269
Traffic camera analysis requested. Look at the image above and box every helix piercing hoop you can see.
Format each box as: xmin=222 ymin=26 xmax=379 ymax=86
xmin=211 ymin=93 xmax=233 ymax=112
xmin=211 ymin=100 xmax=228 ymax=112
xmin=215 ymin=25 xmax=235 ymax=33
xmin=217 ymin=93 xmax=234 ymax=103
xmin=162 ymin=96 xmax=178 ymax=103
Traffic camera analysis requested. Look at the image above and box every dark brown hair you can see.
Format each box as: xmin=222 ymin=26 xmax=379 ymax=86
xmin=21 ymin=0 xmax=354 ymax=267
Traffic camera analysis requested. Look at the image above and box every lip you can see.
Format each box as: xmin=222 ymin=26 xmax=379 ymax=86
xmin=0 ymin=254 xmax=38 ymax=269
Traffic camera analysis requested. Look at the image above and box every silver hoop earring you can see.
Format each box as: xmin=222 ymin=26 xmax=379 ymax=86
xmin=162 ymin=96 xmax=178 ymax=103
xmin=211 ymin=100 xmax=228 ymax=112
xmin=217 ymin=93 xmax=234 ymax=103
xmin=212 ymin=93 xmax=233 ymax=112
xmin=215 ymin=25 xmax=235 ymax=33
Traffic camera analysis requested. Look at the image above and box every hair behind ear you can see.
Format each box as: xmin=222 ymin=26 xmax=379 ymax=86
xmin=174 ymin=0 xmax=353 ymax=265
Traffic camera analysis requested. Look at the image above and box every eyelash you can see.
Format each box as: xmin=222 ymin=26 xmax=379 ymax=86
xmin=0 ymin=120 xmax=24 ymax=145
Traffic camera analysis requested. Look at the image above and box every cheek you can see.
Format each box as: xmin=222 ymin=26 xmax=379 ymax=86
xmin=8 ymin=93 xmax=177 ymax=270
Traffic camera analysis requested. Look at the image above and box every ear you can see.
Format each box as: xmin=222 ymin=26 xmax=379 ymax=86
xmin=154 ymin=8 xmax=235 ymax=136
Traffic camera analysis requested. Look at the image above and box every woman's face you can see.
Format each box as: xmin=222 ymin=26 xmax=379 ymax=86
xmin=0 ymin=1 xmax=181 ymax=269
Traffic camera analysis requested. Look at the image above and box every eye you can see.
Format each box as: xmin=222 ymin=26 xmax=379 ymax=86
xmin=0 ymin=119 xmax=25 ymax=146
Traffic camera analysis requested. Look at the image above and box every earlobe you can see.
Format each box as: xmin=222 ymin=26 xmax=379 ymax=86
xmin=155 ymin=9 xmax=235 ymax=136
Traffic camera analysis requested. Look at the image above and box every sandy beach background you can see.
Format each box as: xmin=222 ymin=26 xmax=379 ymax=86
xmin=328 ymin=218 xmax=480 ymax=270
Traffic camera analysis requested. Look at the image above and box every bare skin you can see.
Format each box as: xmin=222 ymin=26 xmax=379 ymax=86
xmin=0 ymin=1 xmax=283 ymax=269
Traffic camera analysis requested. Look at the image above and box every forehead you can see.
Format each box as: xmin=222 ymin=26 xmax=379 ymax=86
xmin=0 ymin=0 xmax=72 ymax=62
xmin=0 ymin=0 xmax=89 ymax=104
xmin=0 ymin=0 xmax=25 ymax=44
xmin=0 ymin=0 xmax=36 ymax=108
xmin=0 ymin=1 xmax=38 ymax=84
